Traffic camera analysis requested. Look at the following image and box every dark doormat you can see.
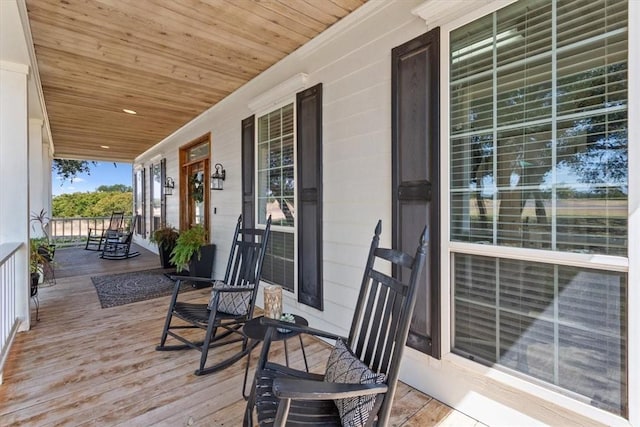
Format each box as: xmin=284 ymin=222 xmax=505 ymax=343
xmin=91 ymin=268 xmax=199 ymax=308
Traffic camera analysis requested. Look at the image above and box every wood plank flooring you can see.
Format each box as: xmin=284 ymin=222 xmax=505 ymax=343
xmin=0 ymin=246 xmax=484 ymax=426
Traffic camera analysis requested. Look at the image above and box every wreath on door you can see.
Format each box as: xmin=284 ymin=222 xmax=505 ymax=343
xmin=190 ymin=173 xmax=204 ymax=203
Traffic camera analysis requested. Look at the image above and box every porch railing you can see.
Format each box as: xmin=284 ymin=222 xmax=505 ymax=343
xmin=0 ymin=242 xmax=21 ymax=382
xmin=49 ymin=216 xmax=115 ymax=246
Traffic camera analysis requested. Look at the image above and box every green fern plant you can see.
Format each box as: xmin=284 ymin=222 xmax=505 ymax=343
xmin=169 ymin=224 xmax=207 ymax=272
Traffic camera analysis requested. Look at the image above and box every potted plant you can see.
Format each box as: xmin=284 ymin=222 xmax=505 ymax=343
xmin=150 ymin=224 xmax=179 ymax=268
xmin=30 ymin=209 xmax=52 ymax=242
xmin=170 ymin=224 xmax=216 ymax=281
xmin=30 ymin=209 xmax=56 ymax=257
xmin=30 ymin=210 xmax=56 ymax=286
xmin=29 ymin=238 xmax=49 ymax=288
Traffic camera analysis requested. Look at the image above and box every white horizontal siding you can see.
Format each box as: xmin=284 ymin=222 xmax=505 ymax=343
xmin=133 ymin=0 xmax=639 ymax=426
xmin=135 ymin=0 xmax=427 ymax=334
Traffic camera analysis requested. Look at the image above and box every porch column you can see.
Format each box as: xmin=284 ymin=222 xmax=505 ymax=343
xmin=44 ymin=143 xmax=53 ymax=218
xmin=29 ymin=119 xmax=46 ymax=238
xmin=0 ymin=61 xmax=31 ymax=330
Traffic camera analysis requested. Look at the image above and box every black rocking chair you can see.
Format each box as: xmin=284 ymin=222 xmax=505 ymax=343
xmin=100 ymin=215 xmax=140 ymax=260
xmin=156 ymin=215 xmax=271 ymax=376
xmin=85 ymin=210 xmax=125 ymax=251
xmin=244 ymin=220 xmax=428 ymax=427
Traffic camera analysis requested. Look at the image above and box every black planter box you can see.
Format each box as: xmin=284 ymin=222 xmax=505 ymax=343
xmin=158 ymin=243 xmax=176 ymax=269
xmin=188 ymin=244 xmax=216 ymax=287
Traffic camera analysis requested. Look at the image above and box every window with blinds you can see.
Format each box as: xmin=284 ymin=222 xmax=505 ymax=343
xmin=454 ymin=254 xmax=627 ymax=415
xmin=257 ymin=103 xmax=296 ymax=291
xmin=134 ymin=169 xmax=145 ymax=236
xmin=450 ymin=0 xmax=628 ymax=417
xmin=151 ymin=162 xmax=161 ymax=233
xmin=450 ymin=0 xmax=628 ymax=255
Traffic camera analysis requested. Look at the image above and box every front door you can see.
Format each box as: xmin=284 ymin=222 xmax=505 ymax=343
xmin=180 ymin=134 xmax=210 ymax=233
xmin=391 ymin=28 xmax=441 ymax=358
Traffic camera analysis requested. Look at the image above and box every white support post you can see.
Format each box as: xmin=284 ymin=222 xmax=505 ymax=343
xmin=29 ymin=118 xmax=45 ymax=237
xmin=0 ymin=61 xmax=31 ymax=330
xmin=44 ymin=142 xmax=52 ymax=220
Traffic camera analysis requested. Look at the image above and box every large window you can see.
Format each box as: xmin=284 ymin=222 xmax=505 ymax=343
xmin=450 ymin=0 xmax=627 ymax=416
xmin=150 ymin=162 xmax=161 ymax=233
xmin=257 ymin=103 xmax=296 ymax=291
xmin=134 ymin=168 xmax=145 ymax=236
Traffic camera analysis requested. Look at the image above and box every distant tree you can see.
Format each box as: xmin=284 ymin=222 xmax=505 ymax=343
xmin=52 ymin=191 xmax=132 ymax=217
xmin=52 ymin=159 xmax=120 ymax=184
xmin=463 ymin=61 xmax=628 ymax=243
xmin=87 ymin=192 xmax=133 ymax=216
xmin=96 ymin=184 xmax=133 ymax=193
xmin=52 ymin=159 xmax=94 ymax=183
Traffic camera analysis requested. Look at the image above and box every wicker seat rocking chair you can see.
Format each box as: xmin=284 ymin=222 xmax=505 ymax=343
xmin=156 ymin=214 xmax=271 ymax=376
xmin=244 ymin=220 xmax=428 ymax=427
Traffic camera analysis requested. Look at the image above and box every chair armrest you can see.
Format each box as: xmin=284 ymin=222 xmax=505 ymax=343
xmin=260 ymin=317 xmax=347 ymax=342
xmin=273 ymin=378 xmax=388 ymax=400
xmin=264 ymin=362 xmax=325 ymax=381
xmin=212 ymin=285 xmax=255 ymax=293
xmin=211 ymin=281 xmax=255 ymax=293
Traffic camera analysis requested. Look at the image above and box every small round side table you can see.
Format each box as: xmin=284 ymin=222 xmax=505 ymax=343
xmin=242 ymin=314 xmax=309 ymax=399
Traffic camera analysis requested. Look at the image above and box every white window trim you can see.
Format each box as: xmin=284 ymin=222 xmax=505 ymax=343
xmin=437 ymin=2 xmax=635 ymax=425
xmin=133 ymin=168 xmax=145 ymax=237
xmin=254 ymin=98 xmax=299 ymax=298
xmin=249 ymin=73 xmax=307 ymax=113
xmin=626 ymin=2 xmax=639 ymax=425
xmin=449 ymin=242 xmax=628 ymax=272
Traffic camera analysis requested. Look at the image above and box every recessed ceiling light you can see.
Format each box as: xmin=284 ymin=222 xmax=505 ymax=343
xmin=122 ymin=109 xmax=137 ymax=115
xmin=100 ymin=145 xmax=110 ymax=149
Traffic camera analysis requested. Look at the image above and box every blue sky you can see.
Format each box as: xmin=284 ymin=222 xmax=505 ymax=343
xmin=52 ymin=161 xmax=133 ymax=196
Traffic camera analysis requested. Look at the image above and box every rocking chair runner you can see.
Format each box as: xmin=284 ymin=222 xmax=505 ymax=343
xmin=100 ymin=215 xmax=140 ymax=260
xmin=244 ymin=221 xmax=428 ymax=427
xmin=85 ymin=210 xmax=125 ymax=251
xmin=156 ymin=215 xmax=272 ymax=376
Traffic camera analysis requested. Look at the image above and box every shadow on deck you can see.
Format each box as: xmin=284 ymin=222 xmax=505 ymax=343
xmin=0 ymin=246 xmax=482 ymax=426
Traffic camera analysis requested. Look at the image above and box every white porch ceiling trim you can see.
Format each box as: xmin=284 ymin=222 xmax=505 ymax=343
xmin=16 ymin=0 xmax=53 ymax=154
xmin=296 ymin=0 xmax=397 ymax=59
xmin=411 ymin=0 xmax=513 ymax=29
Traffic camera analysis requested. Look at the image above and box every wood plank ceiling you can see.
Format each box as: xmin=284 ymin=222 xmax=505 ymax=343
xmin=26 ymin=0 xmax=365 ymax=162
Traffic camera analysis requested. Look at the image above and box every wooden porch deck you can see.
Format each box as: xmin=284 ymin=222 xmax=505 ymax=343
xmin=0 ymin=245 xmax=484 ymax=426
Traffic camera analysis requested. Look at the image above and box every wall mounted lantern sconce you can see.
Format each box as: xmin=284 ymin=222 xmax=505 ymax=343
xmin=164 ymin=177 xmax=175 ymax=196
xmin=211 ymin=163 xmax=226 ymax=190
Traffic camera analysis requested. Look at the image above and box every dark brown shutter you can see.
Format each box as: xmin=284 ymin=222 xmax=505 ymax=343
xmin=149 ymin=164 xmax=154 ymax=233
xmin=140 ymin=168 xmax=146 ymax=237
xmin=391 ymin=29 xmax=441 ymax=358
xmin=241 ymin=115 xmax=255 ymax=229
xmin=296 ymin=83 xmax=323 ymax=310
xmin=160 ymin=158 xmax=167 ymax=225
xmin=134 ymin=168 xmax=145 ymax=237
